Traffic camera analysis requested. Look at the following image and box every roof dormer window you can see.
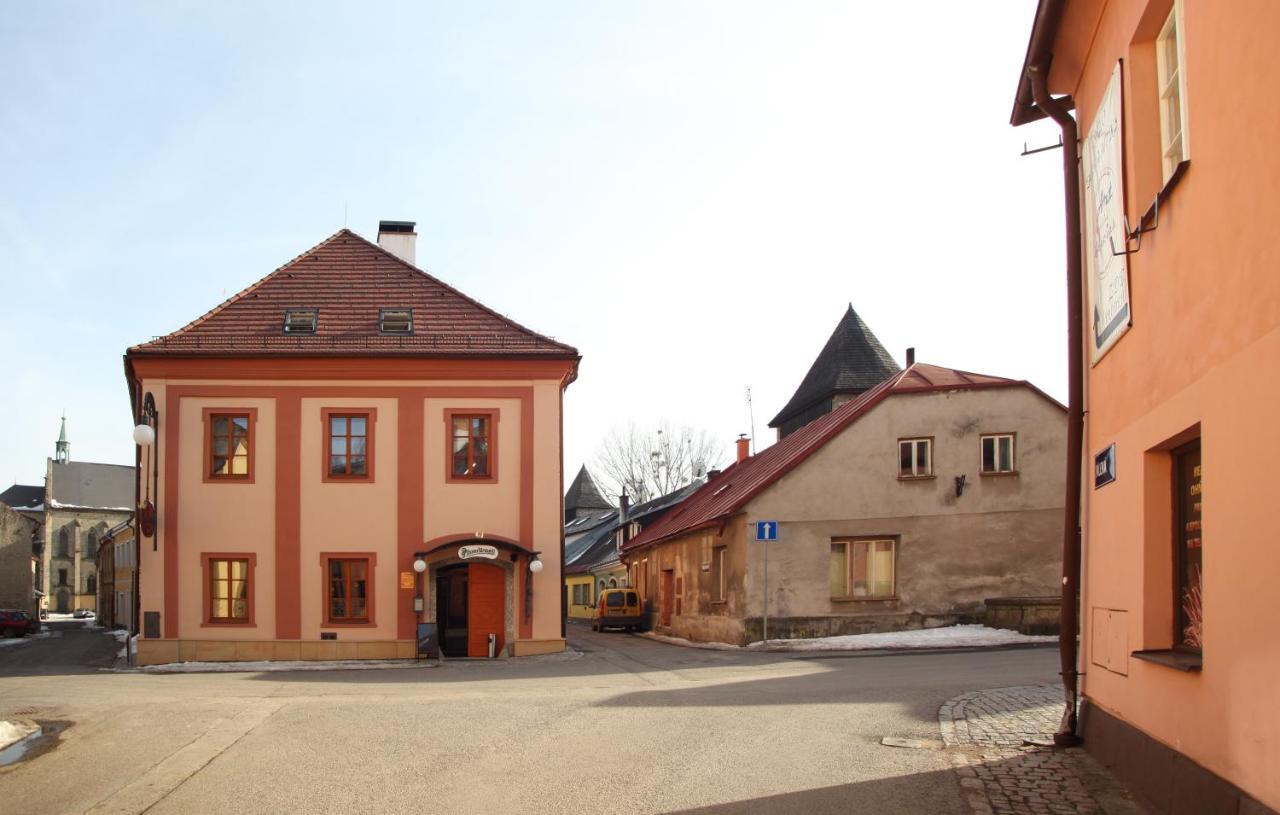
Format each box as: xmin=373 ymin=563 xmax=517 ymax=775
xmin=379 ymin=308 xmax=413 ymax=334
xmin=283 ymin=309 xmax=317 ymax=334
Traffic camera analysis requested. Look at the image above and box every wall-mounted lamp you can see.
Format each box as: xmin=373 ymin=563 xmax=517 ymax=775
xmin=528 ymin=553 xmax=544 ymax=574
xmin=412 ymin=558 xmax=427 ymax=573
xmin=134 ymin=392 xmax=159 ymax=545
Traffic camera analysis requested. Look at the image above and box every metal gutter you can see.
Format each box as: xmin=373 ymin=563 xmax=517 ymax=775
xmin=1011 ymin=0 xmax=1074 ymax=125
xmin=1028 ymin=63 xmax=1086 ymax=747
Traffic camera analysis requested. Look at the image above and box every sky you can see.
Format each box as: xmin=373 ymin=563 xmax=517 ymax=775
xmin=0 ymin=1 xmax=1065 ymax=489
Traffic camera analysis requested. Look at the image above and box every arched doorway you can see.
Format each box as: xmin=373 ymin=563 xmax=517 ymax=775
xmin=55 ymin=589 xmax=70 ymax=613
xmin=435 ymin=562 xmax=507 ymax=658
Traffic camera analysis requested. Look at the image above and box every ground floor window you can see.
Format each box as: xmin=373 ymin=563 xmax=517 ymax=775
xmin=830 ymin=538 xmax=896 ymax=599
xmin=207 ymin=557 xmax=252 ymax=623
xmin=711 ymin=546 xmax=726 ymax=601
xmin=327 ymin=557 xmax=372 ymax=624
xmin=1174 ymin=440 xmax=1202 ymax=651
xmin=572 ymin=583 xmax=592 ymax=606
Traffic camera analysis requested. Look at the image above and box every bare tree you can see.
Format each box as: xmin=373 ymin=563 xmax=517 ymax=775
xmin=592 ymin=422 xmax=727 ymax=504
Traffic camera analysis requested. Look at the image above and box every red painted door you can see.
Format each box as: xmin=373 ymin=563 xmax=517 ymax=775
xmin=467 ymin=563 xmax=505 ymax=657
xmin=660 ymin=570 xmax=674 ymax=627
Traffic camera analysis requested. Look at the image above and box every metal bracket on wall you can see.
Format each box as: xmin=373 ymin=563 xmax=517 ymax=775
xmin=1021 ymin=136 xmax=1064 ymax=156
xmin=1110 ymin=193 xmax=1159 ymax=257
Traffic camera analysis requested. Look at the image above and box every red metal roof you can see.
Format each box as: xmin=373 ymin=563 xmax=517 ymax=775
xmin=128 ymin=229 xmax=578 ymax=358
xmin=621 ymin=363 xmax=1061 ymax=554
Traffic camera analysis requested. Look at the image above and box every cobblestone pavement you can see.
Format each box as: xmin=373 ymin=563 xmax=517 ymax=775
xmin=940 ymin=684 xmax=1132 ymax=815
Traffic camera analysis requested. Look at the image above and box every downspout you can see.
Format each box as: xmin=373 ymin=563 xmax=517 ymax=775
xmin=1028 ymin=63 xmax=1085 ymax=747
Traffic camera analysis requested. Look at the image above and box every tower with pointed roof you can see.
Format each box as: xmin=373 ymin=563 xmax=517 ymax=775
xmin=769 ymin=304 xmax=901 ymax=439
xmin=564 ymin=465 xmax=612 ymax=524
xmin=55 ymin=414 xmax=70 ymax=463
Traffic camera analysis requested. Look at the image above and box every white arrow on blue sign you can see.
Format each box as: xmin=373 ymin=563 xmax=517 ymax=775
xmin=754 ymin=521 xmax=778 ymax=541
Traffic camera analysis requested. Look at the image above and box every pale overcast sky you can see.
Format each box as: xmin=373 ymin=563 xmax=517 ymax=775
xmin=0 ymin=2 xmax=1064 ymax=489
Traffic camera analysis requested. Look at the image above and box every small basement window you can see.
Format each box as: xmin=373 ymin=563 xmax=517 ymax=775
xmin=379 ymin=308 xmax=413 ymax=334
xmin=283 ymin=309 xmax=317 ymax=334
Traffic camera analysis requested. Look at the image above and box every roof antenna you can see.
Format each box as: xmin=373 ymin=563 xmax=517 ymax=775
xmin=343 ymin=201 xmax=348 ymax=227
xmin=745 ymin=386 xmax=757 ymax=455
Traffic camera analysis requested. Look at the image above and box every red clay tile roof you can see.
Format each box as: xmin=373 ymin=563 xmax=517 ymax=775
xmin=128 ymin=229 xmax=578 ymax=358
xmin=621 ymin=363 xmax=1063 ymax=554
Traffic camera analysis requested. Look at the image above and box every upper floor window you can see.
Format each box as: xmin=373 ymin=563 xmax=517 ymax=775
xmin=981 ymin=434 xmax=1016 ymax=474
xmin=1156 ymin=0 xmax=1189 ymax=182
xmin=898 ymin=437 xmax=932 ymax=478
xmin=379 ymin=308 xmax=413 ymax=334
xmin=208 ymin=412 xmax=252 ymax=479
xmin=283 ymin=308 xmax=317 ymax=334
xmin=449 ymin=412 xmax=495 ymax=480
xmin=325 ymin=411 xmax=373 ymax=480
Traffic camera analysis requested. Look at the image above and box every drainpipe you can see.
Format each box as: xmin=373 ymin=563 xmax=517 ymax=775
xmin=1029 ymin=63 xmax=1085 ymax=747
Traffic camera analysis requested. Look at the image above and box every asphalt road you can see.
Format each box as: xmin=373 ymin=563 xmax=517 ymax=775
xmin=0 ymin=621 xmax=1060 ymax=814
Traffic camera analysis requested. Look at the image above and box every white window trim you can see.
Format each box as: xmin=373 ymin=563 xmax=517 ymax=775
xmin=1156 ymin=0 xmax=1190 ymax=182
xmin=980 ymin=434 xmax=1017 ymax=474
xmin=898 ymin=438 xmax=932 ymax=478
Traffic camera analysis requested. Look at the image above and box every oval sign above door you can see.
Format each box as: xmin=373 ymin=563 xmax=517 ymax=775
xmin=458 ymin=544 xmax=499 ymax=561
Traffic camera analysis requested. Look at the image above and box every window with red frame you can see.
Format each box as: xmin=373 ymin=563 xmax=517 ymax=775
xmin=328 ymin=414 xmax=370 ymax=477
xmin=451 ymin=415 xmax=492 ymax=478
xmin=327 ymin=558 xmax=370 ymax=623
xmin=209 ymin=558 xmax=250 ymax=622
xmin=209 ymin=414 xmax=251 ymax=478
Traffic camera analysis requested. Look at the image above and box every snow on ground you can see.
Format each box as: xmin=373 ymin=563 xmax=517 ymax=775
xmin=127 ymin=659 xmax=436 ymax=674
xmin=0 ymin=631 xmax=59 ymax=649
xmin=0 ymin=721 xmax=39 ymax=752
xmin=640 ymin=624 xmax=1056 ymax=652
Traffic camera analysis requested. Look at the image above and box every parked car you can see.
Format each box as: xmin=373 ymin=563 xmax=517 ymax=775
xmin=72 ymin=609 xmax=95 ymax=619
xmin=0 ymin=609 xmax=41 ymax=638
xmin=591 ymin=589 xmax=645 ymax=632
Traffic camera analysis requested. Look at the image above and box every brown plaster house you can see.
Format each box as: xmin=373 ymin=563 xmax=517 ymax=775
xmin=621 ymin=362 xmax=1066 ymax=645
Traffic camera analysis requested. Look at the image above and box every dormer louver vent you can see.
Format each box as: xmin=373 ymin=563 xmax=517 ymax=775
xmin=379 ymin=308 xmax=413 ymax=334
xmin=283 ymin=308 xmax=317 ymax=334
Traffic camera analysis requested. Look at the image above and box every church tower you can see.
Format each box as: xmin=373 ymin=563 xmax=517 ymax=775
xmin=55 ymin=414 xmax=70 ymax=463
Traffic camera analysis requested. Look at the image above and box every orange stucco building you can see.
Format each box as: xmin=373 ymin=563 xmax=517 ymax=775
xmin=1013 ymin=2 xmax=1280 ymax=812
xmin=124 ymin=222 xmax=578 ymax=665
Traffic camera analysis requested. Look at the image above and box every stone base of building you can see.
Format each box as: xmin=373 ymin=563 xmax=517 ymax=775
xmin=983 ymin=595 xmax=1061 ymax=635
xmin=136 ymin=637 xmax=566 ymax=666
xmin=510 ymin=638 xmax=565 ymax=656
xmin=1080 ymin=698 xmax=1277 ymax=815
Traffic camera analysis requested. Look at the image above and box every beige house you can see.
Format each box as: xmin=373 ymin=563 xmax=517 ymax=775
xmin=124 ymin=221 xmax=578 ymax=665
xmin=621 ymin=362 xmax=1066 ymax=644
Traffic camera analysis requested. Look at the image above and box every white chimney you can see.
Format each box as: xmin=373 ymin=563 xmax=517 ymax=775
xmin=377 ymin=220 xmax=417 ymax=266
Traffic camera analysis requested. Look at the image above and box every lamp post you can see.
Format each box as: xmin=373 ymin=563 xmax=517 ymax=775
xmin=413 ymin=557 xmax=427 ymax=614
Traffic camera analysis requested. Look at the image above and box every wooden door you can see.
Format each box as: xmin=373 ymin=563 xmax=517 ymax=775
xmin=467 ymin=563 xmax=505 ymax=657
xmin=660 ymin=570 xmax=674 ymax=626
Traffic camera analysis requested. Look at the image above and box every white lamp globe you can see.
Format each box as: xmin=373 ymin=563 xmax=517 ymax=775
xmin=412 ymin=559 xmax=427 ymax=573
xmin=133 ymin=424 xmax=156 ymax=447
xmin=528 ymin=558 xmax=544 ymax=574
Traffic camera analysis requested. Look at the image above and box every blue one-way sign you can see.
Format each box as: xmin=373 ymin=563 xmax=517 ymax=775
xmin=754 ymin=521 xmax=778 ymax=541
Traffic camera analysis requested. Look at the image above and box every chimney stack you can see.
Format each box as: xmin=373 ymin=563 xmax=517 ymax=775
xmin=377 ymin=220 xmax=417 ymax=266
xmin=736 ymin=434 xmax=751 ymax=463
xmin=906 ymin=347 xmax=915 ymax=366
xmin=619 ymin=488 xmax=630 ymax=522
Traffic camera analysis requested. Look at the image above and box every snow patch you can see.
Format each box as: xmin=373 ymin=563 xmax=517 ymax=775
xmin=0 ymin=721 xmax=39 ymax=752
xmin=639 ymin=624 xmax=1056 ymax=653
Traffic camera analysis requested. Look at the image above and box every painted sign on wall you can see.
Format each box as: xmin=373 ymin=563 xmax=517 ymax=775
xmin=458 ymin=544 xmax=499 ymax=560
xmin=1082 ymin=62 xmax=1132 ymax=362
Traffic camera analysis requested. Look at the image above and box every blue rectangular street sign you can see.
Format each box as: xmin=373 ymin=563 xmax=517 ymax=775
xmin=1094 ymin=444 xmax=1117 ymax=489
xmin=754 ymin=520 xmax=778 ymax=541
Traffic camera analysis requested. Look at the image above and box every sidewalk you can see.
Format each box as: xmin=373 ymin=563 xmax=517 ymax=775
xmin=940 ymin=684 xmax=1147 ymax=815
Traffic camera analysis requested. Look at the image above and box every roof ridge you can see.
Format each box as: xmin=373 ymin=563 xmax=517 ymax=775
xmin=338 ymin=228 xmax=576 ymax=354
xmin=133 ymin=229 xmax=354 ymax=350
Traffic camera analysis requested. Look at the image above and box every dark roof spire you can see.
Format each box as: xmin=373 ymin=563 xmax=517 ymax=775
xmin=564 ymin=465 xmax=611 ymax=523
xmin=769 ymin=304 xmax=901 ymax=436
